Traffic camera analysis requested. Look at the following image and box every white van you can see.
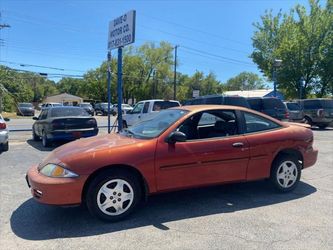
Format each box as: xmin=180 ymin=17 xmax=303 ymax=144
xmin=123 ymin=99 xmax=180 ymax=127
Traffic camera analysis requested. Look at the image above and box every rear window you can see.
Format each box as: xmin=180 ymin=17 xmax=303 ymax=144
xmin=247 ymin=98 xmax=262 ymax=111
xmin=321 ymin=100 xmax=333 ymax=108
xmin=224 ymin=97 xmax=250 ymax=108
xmin=153 ymin=101 xmax=180 ymax=111
xmin=204 ymin=96 xmax=223 ymax=104
xmin=286 ymin=103 xmax=301 ymax=111
xmin=19 ymin=103 xmax=33 ymax=107
xmin=303 ymin=100 xmax=322 ymax=109
xmin=262 ymin=98 xmax=285 ymax=109
xmin=50 ymin=108 xmax=89 ymax=117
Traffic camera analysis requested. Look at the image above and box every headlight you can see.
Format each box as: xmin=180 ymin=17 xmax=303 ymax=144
xmin=39 ymin=164 xmax=79 ymax=178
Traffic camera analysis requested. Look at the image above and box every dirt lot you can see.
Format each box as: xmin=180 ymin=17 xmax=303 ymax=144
xmin=0 ymin=128 xmax=332 ymax=250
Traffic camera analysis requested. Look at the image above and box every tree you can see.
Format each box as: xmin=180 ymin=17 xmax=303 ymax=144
xmin=251 ymin=0 xmax=333 ymax=98
xmin=224 ymin=72 xmax=266 ymax=91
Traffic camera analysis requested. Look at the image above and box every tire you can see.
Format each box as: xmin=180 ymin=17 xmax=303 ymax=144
xmin=86 ymin=169 xmax=142 ymax=222
xmin=32 ymin=129 xmax=41 ymax=141
xmin=2 ymin=141 xmax=9 ymax=152
xmin=122 ymin=120 xmax=128 ymax=129
xmin=318 ymin=124 xmax=328 ymax=129
xmin=270 ymin=155 xmax=301 ymax=192
xmin=304 ymin=116 xmax=312 ymax=126
xmin=42 ymin=131 xmax=50 ymax=147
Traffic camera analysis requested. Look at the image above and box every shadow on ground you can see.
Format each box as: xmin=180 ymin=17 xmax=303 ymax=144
xmin=11 ymin=180 xmax=316 ymax=241
xmin=26 ymin=139 xmax=61 ymax=152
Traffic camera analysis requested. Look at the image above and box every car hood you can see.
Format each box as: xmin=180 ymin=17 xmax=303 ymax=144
xmin=40 ymin=133 xmax=141 ymax=168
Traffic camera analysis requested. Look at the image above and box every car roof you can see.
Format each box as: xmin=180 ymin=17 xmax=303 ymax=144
xmin=174 ymin=104 xmax=251 ymax=112
xmin=137 ymin=99 xmax=179 ymax=102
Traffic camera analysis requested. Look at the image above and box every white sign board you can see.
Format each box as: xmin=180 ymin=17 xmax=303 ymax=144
xmin=108 ymin=10 xmax=136 ymax=50
xmin=193 ymin=90 xmax=200 ymax=98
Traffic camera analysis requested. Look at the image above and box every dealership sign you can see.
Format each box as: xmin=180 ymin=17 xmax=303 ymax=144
xmin=108 ymin=10 xmax=136 ymax=50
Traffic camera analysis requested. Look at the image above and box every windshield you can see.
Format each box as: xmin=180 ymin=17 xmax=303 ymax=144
xmin=286 ymin=102 xmax=301 ymax=110
xmin=122 ymin=109 xmax=188 ymax=139
xmin=50 ymin=107 xmax=89 ymax=117
xmin=19 ymin=103 xmax=33 ymax=108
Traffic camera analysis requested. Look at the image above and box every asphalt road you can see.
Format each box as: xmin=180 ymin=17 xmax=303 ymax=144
xmin=0 ymin=129 xmax=332 ymax=249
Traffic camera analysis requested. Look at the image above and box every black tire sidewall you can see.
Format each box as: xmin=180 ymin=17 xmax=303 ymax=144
xmin=270 ymin=155 xmax=301 ymax=192
xmin=86 ymin=170 xmax=142 ymax=222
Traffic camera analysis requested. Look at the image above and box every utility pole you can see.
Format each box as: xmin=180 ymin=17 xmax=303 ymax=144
xmin=173 ymin=45 xmax=178 ymax=100
xmin=107 ymin=51 xmax=112 ymax=133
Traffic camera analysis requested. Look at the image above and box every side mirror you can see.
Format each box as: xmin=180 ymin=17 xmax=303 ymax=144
xmin=166 ymin=131 xmax=187 ymax=144
xmin=4 ymin=118 xmax=10 ymax=122
xmin=32 ymin=116 xmax=38 ymax=120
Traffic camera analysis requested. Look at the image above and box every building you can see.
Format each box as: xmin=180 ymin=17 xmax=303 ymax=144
xmin=44 ymin=93 xmax=83 ymax=106
xmin=224 ymin=89 xmax=285 ymax=100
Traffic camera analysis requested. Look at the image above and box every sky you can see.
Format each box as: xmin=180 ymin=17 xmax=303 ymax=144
xmin=0 ymin=0 xmax=311 ymax=85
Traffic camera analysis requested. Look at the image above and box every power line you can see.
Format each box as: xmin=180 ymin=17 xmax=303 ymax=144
xmin=180 ymin=46 xmax=256 ymax=66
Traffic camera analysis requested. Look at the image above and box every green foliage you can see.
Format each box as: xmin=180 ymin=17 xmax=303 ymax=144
xmin=224 ymin=72 xmax=266 ymax=91
xmin=251 ymin=0 xmax=333 ymax=98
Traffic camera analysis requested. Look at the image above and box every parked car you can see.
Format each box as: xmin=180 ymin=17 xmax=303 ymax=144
xmin=284 ymin=102 xmax=304 ymax=122
xmin=41 ymin=102 xmax=63 ymax=110
xmin=247 ymin=97 xmax=289 ymax=121
xmin=0 ymin=114 xmax=9 ymax=152
xmin=94 ymin=103 xmax=110 ymax=116
xmin=297 ymin=99 xmax=333 ymax=129
xmin=17 ymin=103 xmax=35 ymax=116
xmin=78 ymin=103 xmax=95 ymax=116
xmin=123 ymin=99 xmax=180 ymax=126
xmin=32 ymin=106 xmax=99 ymax=147
xmin=184 ymin=95 xmax=250 ymax=108
xmin=26 ymin=105 xmax=318 ymax=221
xmin=111 ymin=104 xmax=133 ymax=116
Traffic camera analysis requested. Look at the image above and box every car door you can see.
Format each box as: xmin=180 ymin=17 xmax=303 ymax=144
xmin=154 ymin=109 xmax=250 ymax=191
xmin=241 ymin=111 xmax=284 ymax=180
xmin=36 ymin=110 xmax=48 ymax=136
xmin=126 ymin=102 xmax=144 ymax=126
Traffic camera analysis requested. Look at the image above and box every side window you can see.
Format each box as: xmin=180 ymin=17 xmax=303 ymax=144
xmin=40 ymin=110 xmax=48 ymax=120
xmin=131 ymin=102 xmax=144 ymax=114
xmin=177 ymin=110 xmax=238 ymax=140
xmin=143 ymin=102 xmax=150 ymax=113
xmin=244 ymin=112 xmax=280 ymax=133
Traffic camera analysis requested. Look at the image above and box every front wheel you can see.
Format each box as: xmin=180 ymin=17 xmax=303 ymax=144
xmin=270 ymin=155 xmax=301 ymax=192
xmin=2 ymin=141 xmax=9 ymax=151
xmin=42 ymin=131 xmax=50 ymax=147
xmin=86 ymin=170 xmax=142 ymax=222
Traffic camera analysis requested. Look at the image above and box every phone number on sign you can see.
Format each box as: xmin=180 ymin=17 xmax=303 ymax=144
xmin=110 ymin=34 xmax=133 ymax=48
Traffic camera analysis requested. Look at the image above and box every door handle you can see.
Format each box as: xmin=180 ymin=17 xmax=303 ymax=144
xmin=232 ymin=142 xmax=244 ymax=148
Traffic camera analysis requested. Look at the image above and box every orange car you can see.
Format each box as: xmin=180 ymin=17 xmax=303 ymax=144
xmin=26 ymin=105 xmax=318 ymax=221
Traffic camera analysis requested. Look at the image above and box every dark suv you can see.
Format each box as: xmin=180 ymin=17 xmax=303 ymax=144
xmin=247 ymin=97 xmax=289 ymax=121
xmin=184 ymin=95 xmax=250 ymax=108
xmin=297 ymin=99 xmax=333 ymax=129
xmin=94 ymin=103 xmax=109 ymax=116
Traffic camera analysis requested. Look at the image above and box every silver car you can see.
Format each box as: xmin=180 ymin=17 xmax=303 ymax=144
xmin=0 ymin=114 xmax=9 ymax=152
xmin=284 ymin=102 xmax=304 ymax=122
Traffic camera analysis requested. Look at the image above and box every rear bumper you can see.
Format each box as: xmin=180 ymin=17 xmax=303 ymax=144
xmin=48 ymin=128 xmax=98 ymax=141
xmin=26 ymin=165 xmax=88 ymax=205
xmin=303 ymin=147 xmax=318 ymax=169
xmin=0 ymin=131 xmax=9 ymax=144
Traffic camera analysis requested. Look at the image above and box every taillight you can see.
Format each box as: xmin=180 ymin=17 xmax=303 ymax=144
xmin=285 ymin=111 xmax=289 ymax=119
xmin=0 ymin=122 xmax=6 ymax=129
xmin=317 ymin=109 xmax=324 ymax=117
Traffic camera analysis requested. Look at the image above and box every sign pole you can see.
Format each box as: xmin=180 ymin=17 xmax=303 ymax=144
xmin=107 ymin=51 xmax=112 ymax=133
xmin=117 ymin=47 xmax=123 ymax=132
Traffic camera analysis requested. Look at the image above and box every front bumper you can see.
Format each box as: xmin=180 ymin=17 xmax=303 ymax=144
xmin=303 ymin=147 xmax=318 ymax=169
xmin=26 ymin=165 xmax=88 ymax=205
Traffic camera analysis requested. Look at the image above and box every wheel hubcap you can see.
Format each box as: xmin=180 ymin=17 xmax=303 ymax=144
xmin=277 ymin=161 xmax=298 ymax=188
xmin=97 ymin=179 xmax=134 ymax=216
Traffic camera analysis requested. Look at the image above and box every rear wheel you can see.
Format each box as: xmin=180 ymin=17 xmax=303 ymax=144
xmin=318 ymin=124 xmax=328 ymax=129
xmin=270 ymin=155 xmax=301 ymax=192
xmin=86 ymin=170 xmax=142 ymax=222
